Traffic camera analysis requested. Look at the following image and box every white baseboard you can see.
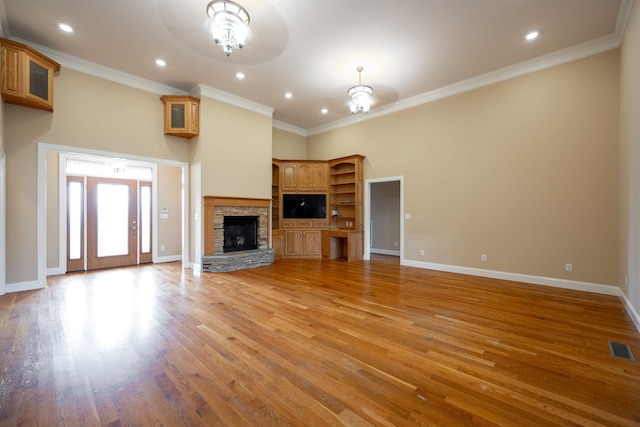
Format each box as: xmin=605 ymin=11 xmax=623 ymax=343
xmin=371 ymin=248 xmax=401 ymax=256
xmin=154 ymin=255 xmax=182 ymax=264
xmin=402 ymin=259 xmax=619 ymax=295
xmin=46 ymin=267 xmax=65 ymax=276
xmin=619 ymin=291 xmax=640 ymax=333
xmin=401 ymin=259 xmax=640 ymax=332
xmin=6 ymin=280 xmax=44 ymax=293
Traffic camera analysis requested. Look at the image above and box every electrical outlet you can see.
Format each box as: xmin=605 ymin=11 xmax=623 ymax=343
xmin=394 ymin=241 xmax=398 ymax=247
xmin=420 ymin=249 xmax=425 ymax=256
xmin=565 ymin=264 xmax=573 ymax=272
xmin=160 ymin=245 xmax=165 ymax=252
xmin=481 ymin=254 xmax=487 ymax=262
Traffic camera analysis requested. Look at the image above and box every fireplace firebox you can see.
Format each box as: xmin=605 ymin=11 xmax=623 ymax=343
xmin=223 ymin=216 xmax=259 ymax=253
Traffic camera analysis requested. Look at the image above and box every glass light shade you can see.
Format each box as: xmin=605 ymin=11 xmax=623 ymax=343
xmin=348 ymin=85 xmax=375 ymax=114
xmin=206 ymin=0 xmax=251 ymax=56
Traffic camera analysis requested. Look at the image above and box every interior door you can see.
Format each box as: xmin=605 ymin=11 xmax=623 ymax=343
xmin=86 ymin=177 xmax=138 ymax=270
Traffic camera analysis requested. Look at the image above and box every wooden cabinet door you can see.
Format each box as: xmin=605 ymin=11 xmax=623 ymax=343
xmin=284 ymin=230 xmax=302 ymax=256
xmin=296 ymin=163 xmax=313 ymax=191
xmin=281 ymin=163 xmax=297 ymax=191
xmin=284 ymin=230 xmax=320 ymax=257
xmin=311 ymin=164 xmax=328 ymax=191
xmin=272 ymin=230 xmax=284 ymax=259
xmin=302 ymin=231 xmax=321 ymax=256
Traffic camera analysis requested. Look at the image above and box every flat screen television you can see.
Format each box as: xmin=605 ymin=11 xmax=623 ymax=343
xmin=282 ymin=194 xmax=327 ymax=219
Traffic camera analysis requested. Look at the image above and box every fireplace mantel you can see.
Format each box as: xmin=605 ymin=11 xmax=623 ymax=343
xmin=203 ymin=196 xmax=271 ymax=256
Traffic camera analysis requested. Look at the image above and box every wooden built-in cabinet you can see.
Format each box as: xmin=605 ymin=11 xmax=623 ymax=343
xmin=272 ymin=161 xmax=281 ymax=229
xmin=329 ymin=155 xmax=364 ymax=231
xmin=271 ymin=155 xmax=364 ymax=261
xmin=160 ymin=95 xmax=200 ymax=139
xmin=1 ymin=37 xmax=60 ymax=112
xmin=281 ymin=162 xmax=328 ymax=192
xmin=285 ymin=230 xmax=322 ymax=257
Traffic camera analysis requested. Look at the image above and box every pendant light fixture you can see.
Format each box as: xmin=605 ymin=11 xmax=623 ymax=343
xmin=348 ymin=66 xmax=375 ymax=114
xmin=205 ymin=0 xmax=251 ymax=57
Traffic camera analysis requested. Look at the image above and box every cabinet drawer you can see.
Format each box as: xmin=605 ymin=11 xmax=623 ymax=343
xmin=313 ymin=221 xmax=328 ymax=228
xmin=296 ymin=221 xmax=313 ymax=228
xmin=282 ymin=221 xmax=297 ymax=229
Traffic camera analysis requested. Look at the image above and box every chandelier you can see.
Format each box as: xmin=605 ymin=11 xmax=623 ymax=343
xmin=205 ymin=0 xmax=251 ymax=57
xmin=348 ymin=66 xmax=375 ymax=114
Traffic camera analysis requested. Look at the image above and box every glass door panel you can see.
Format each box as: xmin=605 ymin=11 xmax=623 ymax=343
xmin=97 ymin=183 xmax=130 ymax=257
xmin=86 ymin=177 xmax=137 ymax=270
xmin=66 ymin=176 xmax=85 ymax=272
xmin=139 ymin=182 xmax=152 ymax=264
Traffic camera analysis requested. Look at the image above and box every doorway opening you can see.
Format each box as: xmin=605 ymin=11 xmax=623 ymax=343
xmin=364 ymin=177 xmax=404 ymax=263
xmin=65 ymin=156 xmax=154 ymax=272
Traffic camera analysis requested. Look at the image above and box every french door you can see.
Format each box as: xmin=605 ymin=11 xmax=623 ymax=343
xmin=66 ymin=176 xmax=152 ymax=272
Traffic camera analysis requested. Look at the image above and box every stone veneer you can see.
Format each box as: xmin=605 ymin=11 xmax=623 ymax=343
xmin=202 ymin=196 xmax=274 ymax=272
xmin=202 ymin=249 xmax=274 ymax=272
xmin=212 ymin=206 xmax=269 ymax=254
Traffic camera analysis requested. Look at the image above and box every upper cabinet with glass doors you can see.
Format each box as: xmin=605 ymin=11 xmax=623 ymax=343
xmin=160 ymin=95 xmax=200 ymax=139
xmin=1 ymin=38 xmax=61 ymax=112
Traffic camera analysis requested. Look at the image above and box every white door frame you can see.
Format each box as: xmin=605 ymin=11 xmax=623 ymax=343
xmin=364 ymin=176 xmax=404 ymax=263
xmin=38 ymin=143 xmax=190 ymax=287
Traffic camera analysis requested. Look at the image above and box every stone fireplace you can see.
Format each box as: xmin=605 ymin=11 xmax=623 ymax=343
xmin=202 ymin=196 xmax=273 ymax=272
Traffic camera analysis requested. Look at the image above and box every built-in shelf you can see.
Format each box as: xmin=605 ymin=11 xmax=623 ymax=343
xmin=271 ymin=155 xmax=364 ymax=260
xmin=329 ymin=155 xmax=364 ymax=231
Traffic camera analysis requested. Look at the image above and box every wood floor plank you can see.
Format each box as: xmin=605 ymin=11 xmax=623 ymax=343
xmin=0 ymin=259 xmax=639 ymax=426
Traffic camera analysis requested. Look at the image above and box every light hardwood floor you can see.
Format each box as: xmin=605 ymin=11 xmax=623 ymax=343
xmin=1 ymin=259 xmax=639 ymax=426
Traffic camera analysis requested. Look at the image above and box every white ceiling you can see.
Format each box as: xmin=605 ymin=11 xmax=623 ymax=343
xmin=0 ymin=0 xmax=633 ymax=133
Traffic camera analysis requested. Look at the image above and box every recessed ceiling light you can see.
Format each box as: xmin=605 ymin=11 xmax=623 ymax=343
xmin=236 ymin=72 xmax=245 ymax=80
xmin=284 ymin=92 xmax=293 ymax=99
xmin=58 ymin=23 xmax=74 ymax=33
xmin=321 ymin=108 xmax=328 ymax=114
xmin=155 ymin=59 xmax=166 ymax=67
xmin=525 ymin=31 xmax=539 ymax=41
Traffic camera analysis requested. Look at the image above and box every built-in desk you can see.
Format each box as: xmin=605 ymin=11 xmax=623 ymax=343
xmin=321 ymin=229 xmax=363 ymax=262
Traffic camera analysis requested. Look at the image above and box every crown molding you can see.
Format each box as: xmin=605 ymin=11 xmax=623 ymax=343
xmin=192 ymin=84 xmax=274 ymax=118
xmin=616 ymin=0 xmax=635 ymax=37
xmin=11 ymin=37 xmax=185 ymax=96
xmin=272 ymin=120 xmax=307 ymax=137
xmin=307 ymin=32 xmax=622 ymax=136
xmin=11 ymin=37 xmax=274 ymax=117
xmin=2 ymin=0 xmax=631 ymax=137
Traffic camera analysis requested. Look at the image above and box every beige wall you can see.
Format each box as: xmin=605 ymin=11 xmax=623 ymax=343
xmin=5 ymin=68 xmax=191 ymax=283
xmin=199 ymin=97 xmax=272 ymax=199
xmin=620 ymin=2 xmax=640 ymax=313
xmin=309 ymin=50 xmax=620 ymax=286
xmin=5 ymin=66 xmax=275 ymax=281
xmin=190 ymin=96 xmax=272 ymax=263
xmin=273 ymin=128 xmax=307 ymax=160
xmin=157 ymin=164 xmax=183 ymax=257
